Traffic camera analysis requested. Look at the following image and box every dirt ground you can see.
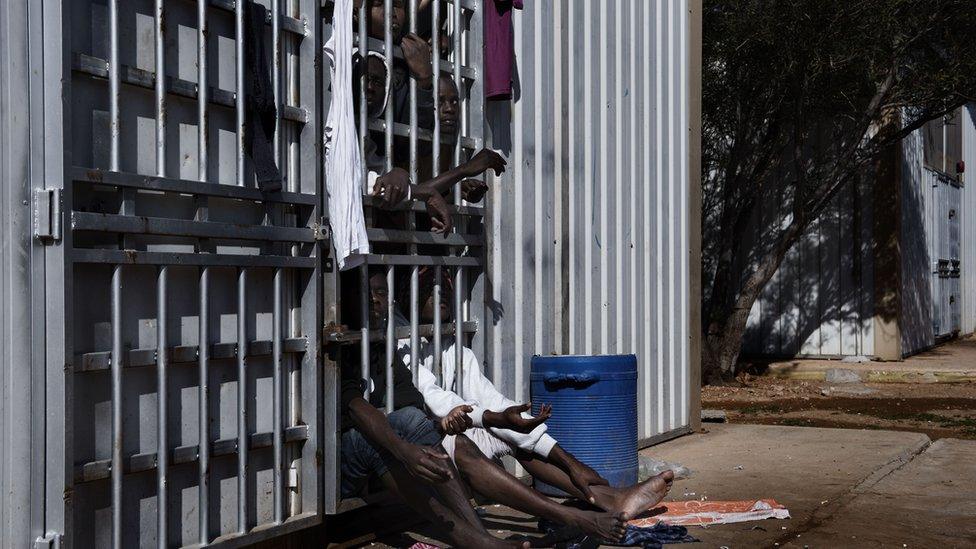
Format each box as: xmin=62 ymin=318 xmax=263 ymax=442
xmin=703 ymin=375 xmax=976 ymax=440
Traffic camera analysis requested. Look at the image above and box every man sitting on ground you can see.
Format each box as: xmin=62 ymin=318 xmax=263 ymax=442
xmin=396 ymin=268 xmax=675 ymax=532
xmin=338 ymin=268 xmax=528 ymax=549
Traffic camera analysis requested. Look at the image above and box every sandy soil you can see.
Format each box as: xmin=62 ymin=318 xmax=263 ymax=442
xmin=702 ymin=376 xmax=976 ymax=440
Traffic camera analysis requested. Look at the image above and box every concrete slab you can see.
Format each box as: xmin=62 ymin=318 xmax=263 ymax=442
xmin=779 ymin=438 xmax=976 ymax=548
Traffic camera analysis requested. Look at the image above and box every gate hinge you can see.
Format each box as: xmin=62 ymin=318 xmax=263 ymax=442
xmin=34 ymin=533 xmax=62 ymax=549
xmin=33 ymin=188 xmax=63 ymax=243
xmin=312 ymin=217 xmax=331 ymax=241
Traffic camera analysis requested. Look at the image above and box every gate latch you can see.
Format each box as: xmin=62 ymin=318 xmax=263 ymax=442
xmin=33 ymin=188 xmax=63 ymax=242
xmin=312 ymin=217 xmax=331 ymax=242
xmin=34 ymin=533 xmax=62 ymax=549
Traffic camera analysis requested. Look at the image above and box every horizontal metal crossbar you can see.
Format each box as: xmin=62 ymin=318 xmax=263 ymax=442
xmin=363 ymin=254 xmax=482 ymax=267
xmin=72 ymin=249 xmax=316 ymax=269
xmin=74 ymin=425 xmax=309 ymax=483
xmin=361 ymin=195 xmax=484 ymax=216
xmin=205 ymin=0 xmax=308 ymax=37
xmin=366 ymin=228 xmax=483 ymax=246
xmin=72 ymin=212 xmax=315 ymax=243
xmin=76 ymin=337 xmax=307 ymax=372
xmin=325 ymin=321 xmax=478 ymax=344
xmin=72 ymin=167 xmax=317 ymax=205
xmin=72 ymin=54 xmax=308 ymax=124
xmin=353 ymin=34 xmax=477 ymax=80
xmin=366 ymin=118 xmax=480 ymax=150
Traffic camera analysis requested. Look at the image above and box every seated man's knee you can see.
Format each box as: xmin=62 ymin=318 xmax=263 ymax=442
xmin=387 ymin=406 xmax=441 ymax=447
xmin=453 ymin=433 xmax=483 ymax=469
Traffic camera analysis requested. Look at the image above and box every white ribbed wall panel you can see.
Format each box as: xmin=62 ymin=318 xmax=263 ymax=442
xmin=475 ymin=0 xmax=698 ymax=442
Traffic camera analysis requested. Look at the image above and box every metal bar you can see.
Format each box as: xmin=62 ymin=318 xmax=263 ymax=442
xmin=363 ymin=254 xmax=481 ymax=267
xmin=76 ymin=337 xmax=307 ymax=372
xmin=72 ymin=249 xmax=315 ymax=269
xmin=384 ymin=0 xmax=394 ymax=169
xmin=454 ymin=266 xmax=463 ymax=397
xmin=203 ymin=0 xmax=307 ymax=37
xmin=156 ymin=0 xmax=166 ymax=179
xmin=273 ymin=268 xmax=284 ymax=523
xmin=71 ymin=212 xmax=315 ymax=243
xmin=350 ymin=35 xmax=477 ymax=79
xmin=360 ymin=265 xmax=371 ymax=397
xmin=198 ymin=0 xmax=208 ymax=184
xmin=362 ymin=193 xmax=484 ymax=215
xmin=272 ymin=0 xmax=281 ymax=167
xmin=366 ymin=115 xmax=481 ymax=149
xmin=385 ymin=266 xmax=395 ymax=414
xmin=433 ymin=265 xmax=442 ymax=380
xmin=358 ymin=0 xmax=368 ymax=193
xmin=326 ymin=320 xmax=479 ymax=344
xmin=109 ymin=0 xmax=120 ymax=173
xmin=366 ymin=228 xmax=483 ymax=246
xmin=156 ymin=266 xmax=168 ymax=549
xmin=75 ymin=425 xmax=311 ymax=483
xmin=236 ymin=268 xmax=247 ymax=533
xmin=198 ymin=267 xmax=210 ymax=545
xmin=110 ymin=266 xmax=123 ymax=549
xmin=452 ymin=0 xmax=465 ymax=394
xmin=71 ymin=167 xmax=316 ymax=205
xmin=236 ymin=0 xmax=246 ymax=187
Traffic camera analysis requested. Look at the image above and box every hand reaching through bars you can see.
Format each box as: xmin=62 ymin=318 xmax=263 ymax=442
xmin=460 ymin=179 xmax=489 ymax=203
xmin=401 ymin=33 xmax=433 ymax=90
xmin=372 ymin=167 xmax=411 ymax=208
xmin=422 ymin=190 xmax=453 ymax=236
xmin=483 ymin=403 xmax=553 ymax=434
xmin=394 ymin=442 xmax=454 ymax=483
xmin=440 ymin=405 xmax=474 ymax=435
xmin=464 ymin=149 xmax=507 ymax=177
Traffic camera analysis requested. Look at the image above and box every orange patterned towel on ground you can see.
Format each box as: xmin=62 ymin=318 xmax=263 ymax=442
xmin=628 ymin=499 xmax=790 ymax=527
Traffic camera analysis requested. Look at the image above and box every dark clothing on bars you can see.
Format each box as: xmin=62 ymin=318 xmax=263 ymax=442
xmin=243 ymin=0 xmax=283 ymax=192
xmin=339 ymin=344 xmax=427 ymax=432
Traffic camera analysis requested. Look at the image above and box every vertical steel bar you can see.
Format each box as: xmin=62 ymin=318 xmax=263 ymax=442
xmin=109 ymin=0 xmax=120 ymax=172
xmin=236 ymin=268 xmax=247 ymax=533
xmin=156 ymin=0 xmax=166 ymax=177
xmin=385 ymin=266 xmax=395 ymax=414
xmin=360 ymin=265 xmax=371 ymax=397
xmin=198 ymin=0 xmax=208 ymax=183
xmin=407 ymin=0 xmax=421 ymax=387
xmin=198 ymin=267 xmax=210 ymax=545
xmin=384 ymin=0 xmax=394 ymax=166
xmin=156 ymin=266 xmax=168 ymax=549
xmin=273 ymin=268 xmax=283 ymax=523
xmin=236 ymin=0 xmax=246 ymax=186
xmin=452 ymin=0 xmax=464 ymax=391
xmin=433 ymin=266 xmax=442 ymax=381
xmin=272 ymin=0 xmax=281 ymax=167
xmin=358 ymin=0 xmax=368 ymax=193
xmin=110 ymin=266 xmax=123 ymax=549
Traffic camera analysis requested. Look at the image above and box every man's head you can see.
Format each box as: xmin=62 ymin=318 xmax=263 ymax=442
xmin=437 ymin=75 xmax=460 ymax=143
xmin=368 ymin=268 xmax=391 ymax=327
xmin=417 ymin=267 xmax=452 ymax=324
xmin=364 ymin=54 xmax=388 ymax=118
xmin=353 ymin=0 xmax=406 ymax=43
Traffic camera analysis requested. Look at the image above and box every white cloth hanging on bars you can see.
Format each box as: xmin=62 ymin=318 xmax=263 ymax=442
xmin=323 ymin=0 xmax=370 ymax=270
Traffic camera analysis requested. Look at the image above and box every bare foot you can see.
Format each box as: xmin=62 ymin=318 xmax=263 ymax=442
xmin=475 ymin=535 xmax=531 ymax=549
xmin=575 ymin=511 xmax=627 ymax=543
xmin=615 ymin=470 xmax=674 ymax=520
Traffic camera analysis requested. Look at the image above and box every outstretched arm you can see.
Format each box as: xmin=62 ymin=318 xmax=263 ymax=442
xmin=417 ymin=148 xmax=506 ymax=197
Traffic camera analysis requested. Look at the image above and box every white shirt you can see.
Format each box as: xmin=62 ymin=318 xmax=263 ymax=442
xmin=398 ymin=337 xmax=558 ymax=457
xmin=323 ymin=0 xmax=370 ymax=270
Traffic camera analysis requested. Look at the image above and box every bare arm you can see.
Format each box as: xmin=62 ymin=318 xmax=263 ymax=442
xmin=417 ymin=148 xmax=506 ymax=197
xmin=347 ymin=397 xmax=454 ymax=482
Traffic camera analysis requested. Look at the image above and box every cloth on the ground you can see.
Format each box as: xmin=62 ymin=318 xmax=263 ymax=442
xmin=397 ymin=334 xmax=557 ymax=458
xmin=484 ymin=0 xmax=523 ymax=100
xmin=628 ymin=499 xmax=790 ymax=528
xmin=339 ymin=406 xmax=441 ymax=497
xmin=339 ymin=343 xmax=427 ymax=432
xmin=243 ymin=0 xmax=282 ymax=192
xmin=324 ymin=0 xmax=370 ymax=270
xmin=538 ymin=517 xmax=698 ymax=549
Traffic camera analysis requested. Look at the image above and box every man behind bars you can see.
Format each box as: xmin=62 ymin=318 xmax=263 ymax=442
xmin=337 ymin=268 xmax=529 ymax=549
xmin=395 ymin=268 xmax=676 ymax=529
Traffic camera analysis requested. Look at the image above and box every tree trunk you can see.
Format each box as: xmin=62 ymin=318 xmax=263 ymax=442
xmin=702 ymin=220 xmax=805 ymax=383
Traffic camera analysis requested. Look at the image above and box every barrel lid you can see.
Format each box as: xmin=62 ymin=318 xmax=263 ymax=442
xmin=530 ymin=354 xmax=637 ymax=376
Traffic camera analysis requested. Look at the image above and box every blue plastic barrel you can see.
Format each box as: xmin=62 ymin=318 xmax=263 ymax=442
xmin=530 ymin=354 xmax=638 ymax=496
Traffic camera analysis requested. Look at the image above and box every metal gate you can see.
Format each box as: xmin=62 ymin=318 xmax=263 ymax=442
xmin=33 ymin=0 xmax=323 ymax=546
xmin=927 ymin=168 xmax=962 ymax=337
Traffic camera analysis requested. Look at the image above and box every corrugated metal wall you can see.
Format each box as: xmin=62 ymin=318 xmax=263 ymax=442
xmin=473 ymin=0 xmax=699 ymax=443
xmin=961 ymin=105 xmax=976 ymax=335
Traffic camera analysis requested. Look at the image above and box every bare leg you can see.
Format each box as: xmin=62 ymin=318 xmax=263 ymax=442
xmin=516 ymin=450 xmax=673 ymax=520
xmin=453 ymin=435 xmax=626 ymax=542
xmin=380 ymin=448 xmax=528 ymax=549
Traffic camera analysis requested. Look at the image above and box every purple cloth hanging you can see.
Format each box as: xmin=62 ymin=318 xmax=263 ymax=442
xmin=483 ymin=0 xmax=523 ymax=100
